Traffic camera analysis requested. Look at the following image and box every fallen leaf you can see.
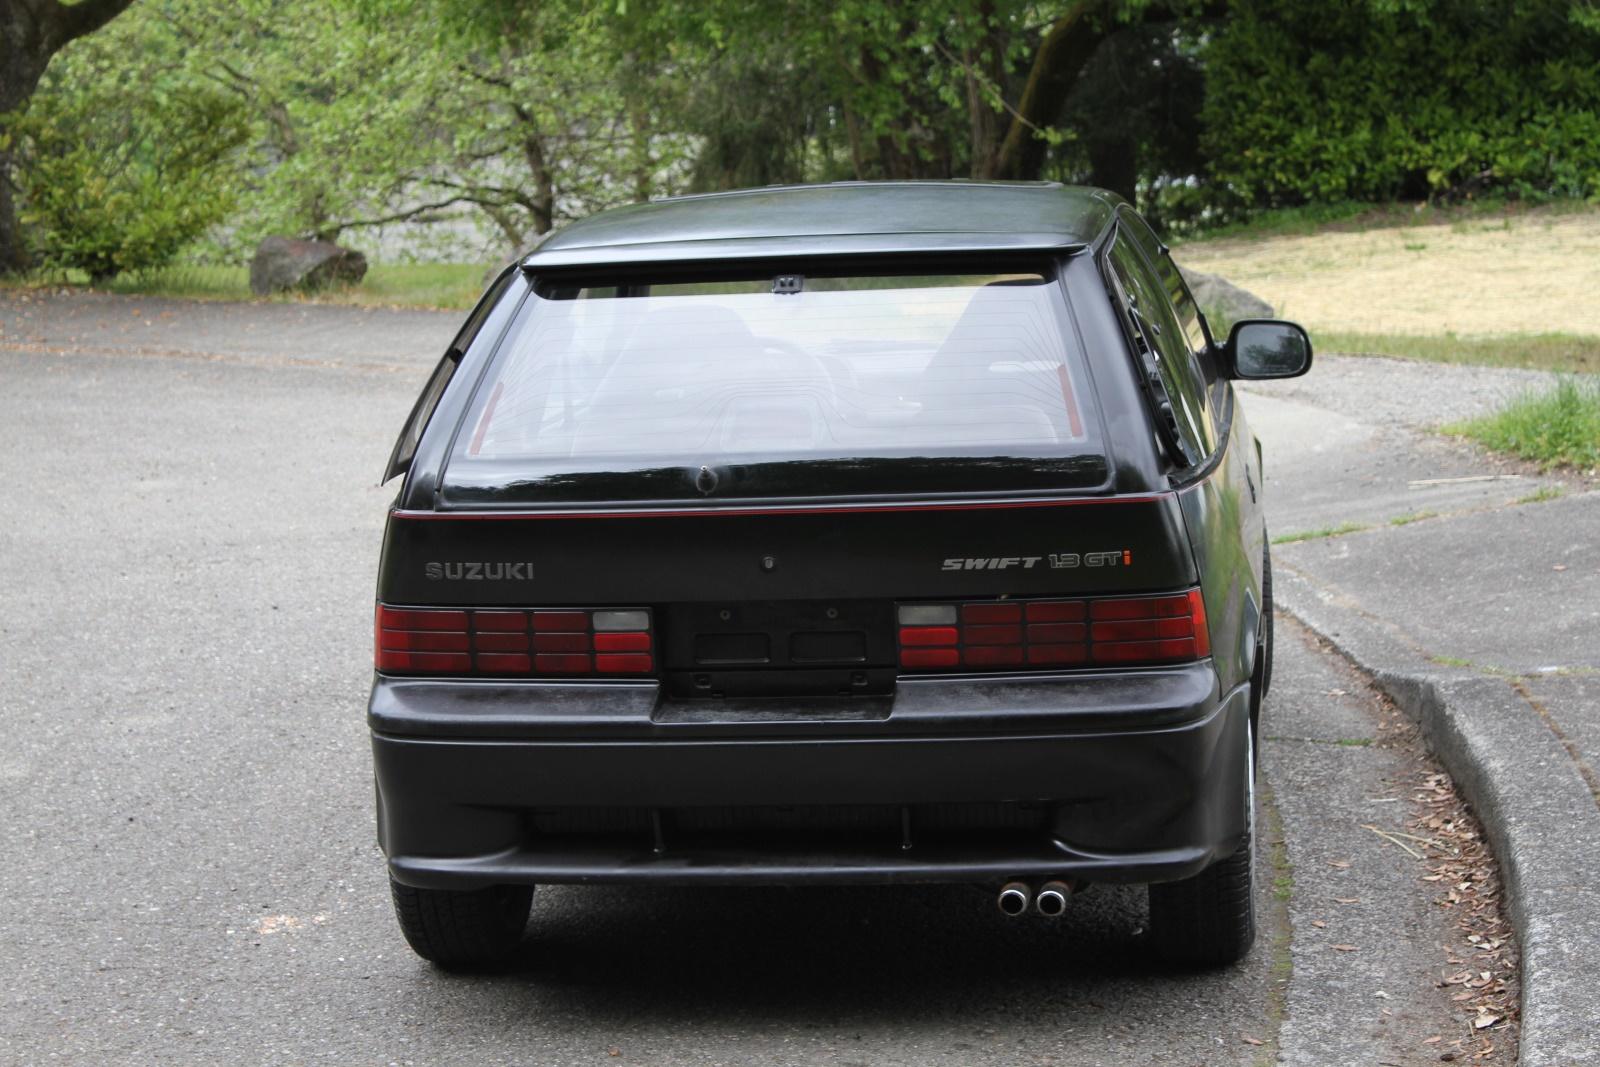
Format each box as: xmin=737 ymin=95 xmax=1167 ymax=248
xmin=1335 ymin=897 xmax=1362 ymax=904
xmin=1332 ymin=944 xmax=1358 ymax=952
xmin=1424 ymin=1036 xmax=1443 ymax=1045
xmin=1473 ymin=1015 xmax=1500 ymax=1030
xmin=1312 ymin=919 xmax=1327 ymax=928
xmin=1241 ymin=1036 xmax=1264 ymax=1046
xmin=1329 ymin=859 xmax=1352 ymax=869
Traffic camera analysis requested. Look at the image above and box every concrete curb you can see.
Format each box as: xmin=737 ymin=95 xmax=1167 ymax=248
xmin=1274 ymin=565 xmax=1600 ymax=1067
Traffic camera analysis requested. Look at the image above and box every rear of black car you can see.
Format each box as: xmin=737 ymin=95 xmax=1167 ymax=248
xmin=370 ymin=251 xmax=1255 ymax=968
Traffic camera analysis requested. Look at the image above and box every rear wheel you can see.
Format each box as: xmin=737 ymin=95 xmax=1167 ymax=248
xmin=1147 ymin=722 xmax=1257 ymax=967
xmin=389 ymin=878 xmax=533 ymax=969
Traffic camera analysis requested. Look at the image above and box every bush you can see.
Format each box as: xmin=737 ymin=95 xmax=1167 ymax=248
xmin=7 ymin=76 xmax=247 ymax=282
xmin=1202 ymin=0 xmax=1600 ymax=207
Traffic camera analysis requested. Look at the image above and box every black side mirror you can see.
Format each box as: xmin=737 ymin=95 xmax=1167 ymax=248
xmin=1222 ymin=319 xmax=1313 ymax=379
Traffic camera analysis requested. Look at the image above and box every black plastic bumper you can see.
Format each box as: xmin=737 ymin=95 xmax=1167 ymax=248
xmin=371 ymin=664 xmax=1251 ymax=890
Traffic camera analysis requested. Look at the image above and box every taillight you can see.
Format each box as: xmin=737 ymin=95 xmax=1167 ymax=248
xmin=897 ymin=589 xmax=1210 ymax=672
xmin=375 ymin=605 xmax=654 ymax=677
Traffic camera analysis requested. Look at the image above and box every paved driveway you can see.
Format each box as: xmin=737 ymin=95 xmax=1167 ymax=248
xmin=1 ymin=292 xmax=1498 ymax=1065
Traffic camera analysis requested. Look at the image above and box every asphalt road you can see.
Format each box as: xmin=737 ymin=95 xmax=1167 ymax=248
xmin=1 ymin=292 xmax=1495 ymax=1065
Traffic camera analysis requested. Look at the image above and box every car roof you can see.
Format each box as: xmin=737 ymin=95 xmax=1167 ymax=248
xmin=522 ymin=181 xmax=1123 ymax=270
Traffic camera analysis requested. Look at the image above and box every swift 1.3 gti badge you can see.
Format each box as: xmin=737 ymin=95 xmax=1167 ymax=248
xmin=940 ymin=550 xmax=1132 ymax=571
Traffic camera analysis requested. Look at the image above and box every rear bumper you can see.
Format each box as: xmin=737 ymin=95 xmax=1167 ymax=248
xmin=371 ymin=664 xmax=1250 ymax=889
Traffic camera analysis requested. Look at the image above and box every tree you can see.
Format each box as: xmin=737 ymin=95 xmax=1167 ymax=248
xmin=1053 ymin=21 xmax=1206 ymax=209
xmin=345 ymin=0 xmax=695 ymax=253
xmin=623 ymin=0 xmax=1223 ymax=192
xmin=1 ymin=0 xmax=136 ymax=273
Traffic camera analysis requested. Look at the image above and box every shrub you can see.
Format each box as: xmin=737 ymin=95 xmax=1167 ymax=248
xmin=1202 ymin=0 xmax=1600 ymax=207
xmin=7 ymin=78 xmax=248 ymax=282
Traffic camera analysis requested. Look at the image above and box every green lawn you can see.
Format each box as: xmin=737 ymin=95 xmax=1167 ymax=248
xmin=5 ymin=261 xmax=489 ymax=311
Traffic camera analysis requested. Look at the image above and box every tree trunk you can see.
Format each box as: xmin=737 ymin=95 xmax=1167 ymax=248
xmin=0 ymin=152 xmax=29 ymax=274
xmin=856 ymin=43 xmax=920 ymax=180
xmin=520 ymin=132 xmax=554 ymax=236
xmin=1088 ymin=134 xmax=1139 ymax=204
xmin=841 ymin=99 xmax=868 ymax=181
xmin=0 ymin=0 xmax=138 ymax=274
xmin=0 ymin=19 xmax=49 ymax=274
xmin=964 ymin=0 xmax=1005 ymax=180
xmin=984 ymin=1 xmax=1115 ymax=181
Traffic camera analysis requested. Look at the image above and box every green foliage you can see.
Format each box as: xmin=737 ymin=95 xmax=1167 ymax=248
xmin=1447 ymin=378 xmax=1600 ymax=469
xmin=1204 ymin=0 xmax=1600 ymax=206
xmin=6 ymin=35 xmax=248 ymax=281
xmin=146 ymin=0 xmax=456 ymax=253
xmin=11 ymin=0 xmax=1599 ymax=282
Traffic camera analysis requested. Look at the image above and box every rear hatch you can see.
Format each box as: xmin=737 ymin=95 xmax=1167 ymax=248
xmin=378 ymin=496 xmax=1197 ymax=697
xmin=377 ymin=260 xmax=1201 ymax=697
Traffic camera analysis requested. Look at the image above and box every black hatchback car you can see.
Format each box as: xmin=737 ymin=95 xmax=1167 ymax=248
xmin=371 ymin=181 xmax=1311 ymax=969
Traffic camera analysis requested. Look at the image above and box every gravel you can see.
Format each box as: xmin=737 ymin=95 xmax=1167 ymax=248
xmin=1240 ymin=352 xmax=1563 ymax=431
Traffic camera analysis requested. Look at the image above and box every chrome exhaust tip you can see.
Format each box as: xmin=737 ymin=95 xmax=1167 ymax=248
xmin=997 ymin=881 xmax=1032 ymax=917
xmin=1035 ymin=881 xmax=1071 ymax=917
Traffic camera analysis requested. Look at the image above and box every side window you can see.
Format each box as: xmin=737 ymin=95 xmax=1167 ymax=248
xmin=382 ymin=268 xmax=516 ymax=483
xmin=1120 ymin=210 xmax=1211 ymax=358
xmin=1107 ymin=238 xmax=1217 ymax=465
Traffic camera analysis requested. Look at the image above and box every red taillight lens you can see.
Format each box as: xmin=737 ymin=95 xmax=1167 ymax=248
xmin=375 ymin=604 xmax=654 ymax=677
xmin=897 ymin=589 xmax=1210 ymax=672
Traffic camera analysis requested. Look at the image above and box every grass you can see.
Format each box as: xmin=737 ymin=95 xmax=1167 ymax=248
xmin=1445 ymin=378 xmax=1600 ymax=469
xmin=1430 ymin=654 xmax=1519 ymax=678
xmin=1271 ymin=522 xmax=1370 ymax=545
xmin=5 ymin=261 xmax=489 ymax=311
xmin=1268 ymin=734 xmax=1377 ymax=746
xmin=1314 ymin=331 xmax=1600 ymax=374
xmin=1516 ymin=485 xmax=1566 ymax=504
xmin=1388 ymin=511 xmax=1436 ymax=527
xmin=1177 ymin=200 xmax=1600 ymax=341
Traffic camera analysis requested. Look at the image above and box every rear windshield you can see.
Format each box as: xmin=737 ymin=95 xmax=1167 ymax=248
xmin=440 ymin=265 xmax=1108 ymax=505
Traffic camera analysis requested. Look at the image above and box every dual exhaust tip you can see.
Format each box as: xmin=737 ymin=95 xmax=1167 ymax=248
xmin=997 ymin=880 xmax=1073 ymax=918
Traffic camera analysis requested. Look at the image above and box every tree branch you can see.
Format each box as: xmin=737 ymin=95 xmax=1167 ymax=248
xmin=335 ymin=195 xmax=485 ymax=231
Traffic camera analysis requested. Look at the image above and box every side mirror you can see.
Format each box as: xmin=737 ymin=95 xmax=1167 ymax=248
xmin=1222 ymin=319 xmax=1313 ymax=379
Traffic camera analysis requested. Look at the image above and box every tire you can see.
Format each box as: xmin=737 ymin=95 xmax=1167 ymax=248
xmin=389 ymin=877 xmax=534 ymax=969
xmin=1147 ymin=722 xmax=1257 ymax=967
